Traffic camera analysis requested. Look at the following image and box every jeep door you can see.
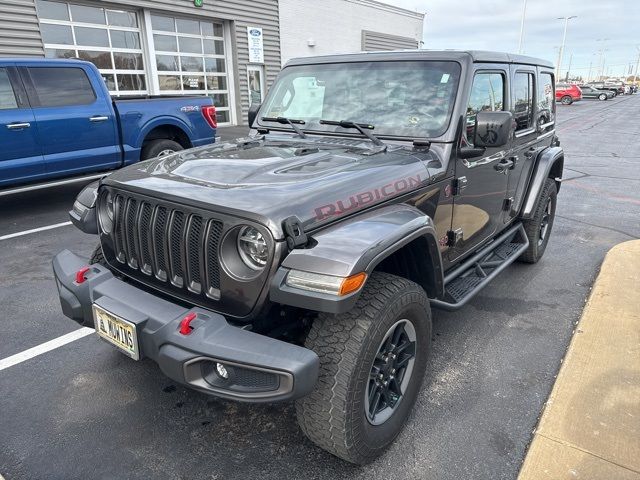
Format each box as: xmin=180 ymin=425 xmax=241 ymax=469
xmin=448 ymin=66 xmax=511 ymax=262
xmin=504 ymin=66 xmax=556 ymax=220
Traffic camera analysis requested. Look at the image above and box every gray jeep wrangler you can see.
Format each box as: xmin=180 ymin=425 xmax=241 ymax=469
xmin=54 ymin=50 xmax=563 ymax=464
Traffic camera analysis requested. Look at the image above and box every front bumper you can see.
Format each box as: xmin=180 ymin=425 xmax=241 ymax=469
xmin=52 ymin=249 xmax=319 ymax=402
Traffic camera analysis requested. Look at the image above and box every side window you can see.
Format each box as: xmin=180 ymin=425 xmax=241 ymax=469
xmin=28 ymin=67 xmax=96 ymax=107
xmin=537 ymin=73 xmax=555 ymax=125
xmin=0 ymin=69 xmax=18 ymax=110
xmin=512 ymin=72 xmax=534 ymax=131
xmin=464 ymin=72 xmax=504 ymax=146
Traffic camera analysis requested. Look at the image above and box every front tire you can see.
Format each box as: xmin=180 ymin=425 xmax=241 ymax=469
xmin=598 ymin=93 xmax=607 ymax=101
xmin=519 ymin=178 xmax=557 ymax=264
xmin=560 ymin=95 xmax=573 ymax=105
xmin=141 ymin=139 xmax=183 ymax=160
xmin=296 ymin=272 xmax=432 ymax=464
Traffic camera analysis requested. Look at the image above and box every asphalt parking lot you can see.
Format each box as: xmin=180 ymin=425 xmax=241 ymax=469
xmin=1 ymin=93 xmax=639 ymax=480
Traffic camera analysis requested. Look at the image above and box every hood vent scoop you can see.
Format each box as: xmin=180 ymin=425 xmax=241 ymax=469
xmin=277 ymin=154 xmax=355 ymax=174
xmin=294 ymin=147 xmax=320 ymax=156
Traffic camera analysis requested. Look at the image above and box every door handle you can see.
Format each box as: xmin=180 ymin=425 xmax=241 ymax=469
xmin=6 ymin=122 xmax=31 ymax=129
xmin=494 ymin=157 xmax=515 ymax=173
xmin=89 ymin=115 xmax=109 ymax=122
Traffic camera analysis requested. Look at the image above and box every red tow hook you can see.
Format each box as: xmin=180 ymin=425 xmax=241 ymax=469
xmin=75 ymin=266 xmax=91 ymax=284
xmin=179 ymin=312 xmax=197 ymax=335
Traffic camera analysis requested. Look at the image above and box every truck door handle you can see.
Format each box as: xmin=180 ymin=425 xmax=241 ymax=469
xmin=494 ymin=157 xmax=515 ymax=173
xmin=6 ymin=122 xmax=31 ymax=130
xmin=89 ymin=115 xmax=109 ymax=122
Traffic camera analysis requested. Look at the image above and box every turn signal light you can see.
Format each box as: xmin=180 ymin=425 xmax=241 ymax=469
xmin=75 ymin=266 xmax=90 ymax=284
xmin=339 ymin=272 xmax=367 ymax=296
xmin=285 ymin=270 xmax=367 ymax=296
xmin=178 ymin=312 xmax=197 ymax=335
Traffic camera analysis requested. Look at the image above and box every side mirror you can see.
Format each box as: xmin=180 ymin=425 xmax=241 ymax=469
xmin=248 ymin=103 xmax=261 ymax=127
xmin=473 ymin=111 xmax=513 ymax=148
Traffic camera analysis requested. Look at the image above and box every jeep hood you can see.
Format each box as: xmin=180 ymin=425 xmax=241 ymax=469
xmin=104 ymin=136 xmax=442 ymax=239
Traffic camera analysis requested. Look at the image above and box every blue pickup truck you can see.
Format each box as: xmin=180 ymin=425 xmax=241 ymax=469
xmin=0 ymin=58 xmax=217 ymax=189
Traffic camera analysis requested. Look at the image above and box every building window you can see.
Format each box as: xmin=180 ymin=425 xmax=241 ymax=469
xmin=36 ymin=0 xmax=147 ymax=95
xmin=150 ymin=14 xmax=231 ymax=124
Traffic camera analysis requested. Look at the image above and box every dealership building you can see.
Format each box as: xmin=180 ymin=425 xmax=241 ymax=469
xmin=0 ymin=0 xmax=425 ymax=125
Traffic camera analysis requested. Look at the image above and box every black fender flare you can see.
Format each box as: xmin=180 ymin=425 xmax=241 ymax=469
xmin=269 ymin=204 xmax=444 ymax=314
xmin=520 ymin=146 xmax=564 ymax=220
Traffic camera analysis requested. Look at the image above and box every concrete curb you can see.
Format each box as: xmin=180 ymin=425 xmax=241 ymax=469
xmin=518 ymin=240 xmax=640 ymax=480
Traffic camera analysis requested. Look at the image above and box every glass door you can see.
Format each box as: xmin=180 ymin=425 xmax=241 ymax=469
xmin=247 ymin=65 xmax=265 ymax=106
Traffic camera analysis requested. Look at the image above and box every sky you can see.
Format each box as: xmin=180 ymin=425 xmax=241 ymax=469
xmin=381 ymin=0 xmax=640 ymax=79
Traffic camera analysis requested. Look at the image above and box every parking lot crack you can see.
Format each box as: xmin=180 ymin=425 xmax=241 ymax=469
xmin=556 ymin=215 xmax=639 ymax=240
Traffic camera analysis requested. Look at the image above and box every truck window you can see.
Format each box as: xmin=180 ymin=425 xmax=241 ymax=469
xmin=537 ymin=73 xmax=555 ymax=125
xmin=464 ymin=72 xmax=504 ymax=146
xmin=27 ymin=67 xmax=96 ymax=107
xmin=0 ymin=69 xmax=18 ymax=110
xmin=512 ymin=72 xmax=534 ymax=131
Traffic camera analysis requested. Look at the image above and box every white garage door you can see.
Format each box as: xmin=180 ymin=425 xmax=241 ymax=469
xmin=37 ymin=0 xmax=147 ymax=95
xmin=150 ymin=14 xmax=232 ymax=124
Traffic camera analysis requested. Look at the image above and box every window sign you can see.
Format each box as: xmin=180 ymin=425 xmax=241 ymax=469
xmin=247 ymin=27 xmax=264 ymax=64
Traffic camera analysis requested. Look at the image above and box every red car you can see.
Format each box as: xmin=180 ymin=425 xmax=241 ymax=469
xmin=556 ymin=83 xmax=582 ymax=105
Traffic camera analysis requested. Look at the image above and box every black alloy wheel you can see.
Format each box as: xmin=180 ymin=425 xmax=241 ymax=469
xmin=365 ymin=319 xmax=417 ymax=425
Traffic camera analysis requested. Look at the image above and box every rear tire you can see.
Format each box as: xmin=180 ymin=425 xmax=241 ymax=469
xmin=519 ymin=178 xmax=557 ymax=264
xmin=560 ymin=95 xmax=573 ymax=105
xmin=141 ymin=139 xmax=183 ymax=160
xmin=296 ymin=272 xmax=432 ymax=464
xmin=89 ymin=244 xmax=106 ymax=266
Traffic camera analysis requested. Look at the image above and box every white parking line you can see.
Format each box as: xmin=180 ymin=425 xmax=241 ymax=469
xmin=0 ymin=221 xmax=72 ymax=241
xmin=0 ymin=327 xmax=93 ymax=372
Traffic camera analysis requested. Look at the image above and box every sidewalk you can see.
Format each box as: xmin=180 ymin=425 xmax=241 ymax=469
xmin=518 ymin=240 xmax=640 ymax=480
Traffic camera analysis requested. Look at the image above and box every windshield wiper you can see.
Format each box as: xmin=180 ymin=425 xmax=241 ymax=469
xmin=261 ymin=116 xmax=306 ymax=138
xmin=319 ymin=119 xmax=385 ymax=147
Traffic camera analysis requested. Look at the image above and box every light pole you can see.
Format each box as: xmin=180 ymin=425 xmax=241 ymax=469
xmin=556 ymin=16 xmax=577 ymax=80
xmin=596 ymin=38 xmax=609 ymax=81
xmin=634 ymin=46 xmax=640 ymax=85
xmin=565 ymin=52 xmax=573 ymax=81
xmin=518 ymin=0 xmax=528 ymax=54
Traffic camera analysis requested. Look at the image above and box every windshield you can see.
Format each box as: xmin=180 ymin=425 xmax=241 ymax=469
xmin=259 ymin=61 xmax=461 ymax=139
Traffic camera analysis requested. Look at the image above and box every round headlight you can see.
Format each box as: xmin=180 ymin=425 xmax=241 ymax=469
xmin=237 ymin=226 xmax=268 ymax=270
xmin=98 ymin=191 xmax=114 ymax=233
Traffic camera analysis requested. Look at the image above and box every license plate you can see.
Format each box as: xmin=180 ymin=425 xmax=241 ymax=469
xmin=93 ymin=304 xmax=140 ymax=360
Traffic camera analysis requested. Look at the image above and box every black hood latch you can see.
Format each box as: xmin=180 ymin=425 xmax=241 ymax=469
xmin=283 ymin=216 xmax=308 ymax=250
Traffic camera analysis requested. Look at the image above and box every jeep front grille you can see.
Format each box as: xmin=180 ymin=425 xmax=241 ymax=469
xmin=111 ymin=192 xmax=224 ymax=299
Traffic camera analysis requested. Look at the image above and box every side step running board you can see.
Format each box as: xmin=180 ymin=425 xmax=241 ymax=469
xmin=431 ymin=223 xmax=529 ymax=311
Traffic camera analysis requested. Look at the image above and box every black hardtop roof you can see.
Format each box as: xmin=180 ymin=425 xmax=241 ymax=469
xmin=285 ymin=49 xmax=554 ymax=69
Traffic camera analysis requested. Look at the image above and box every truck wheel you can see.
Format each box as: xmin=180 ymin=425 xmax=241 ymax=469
xmin=296 ymin=272 xmax=432 ymax=464
xmin=89 ymin=244 xmax=106 ymax=266
xmin=519 ymin=178 xmax=557 ymax=264
xmin=141 ymin=139 xmax=183 ymax=160
xmin=598 ymin=93 xmax=607 ymax=101
xmin=560 ymin=95 xmax=573 ymax=105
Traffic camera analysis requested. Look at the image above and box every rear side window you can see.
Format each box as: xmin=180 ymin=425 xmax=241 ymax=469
xmin=512 ymin=72 xmax=534 ymax=131
xmin=28 ymin=67 xmax=96 ymax=107
xmin=464 ymin=72 xmax=505 ymax=146
xmin=537 ymin=73 xmax=555 ymax=125
xmin=0 ymin=69 xmax=18 ymax=110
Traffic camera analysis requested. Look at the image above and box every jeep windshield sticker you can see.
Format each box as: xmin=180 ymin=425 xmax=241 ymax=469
xmin=315 ymin=174 xmax=423 ymax=221
xmin=440 ymin=74 xmax=450 ymax=83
